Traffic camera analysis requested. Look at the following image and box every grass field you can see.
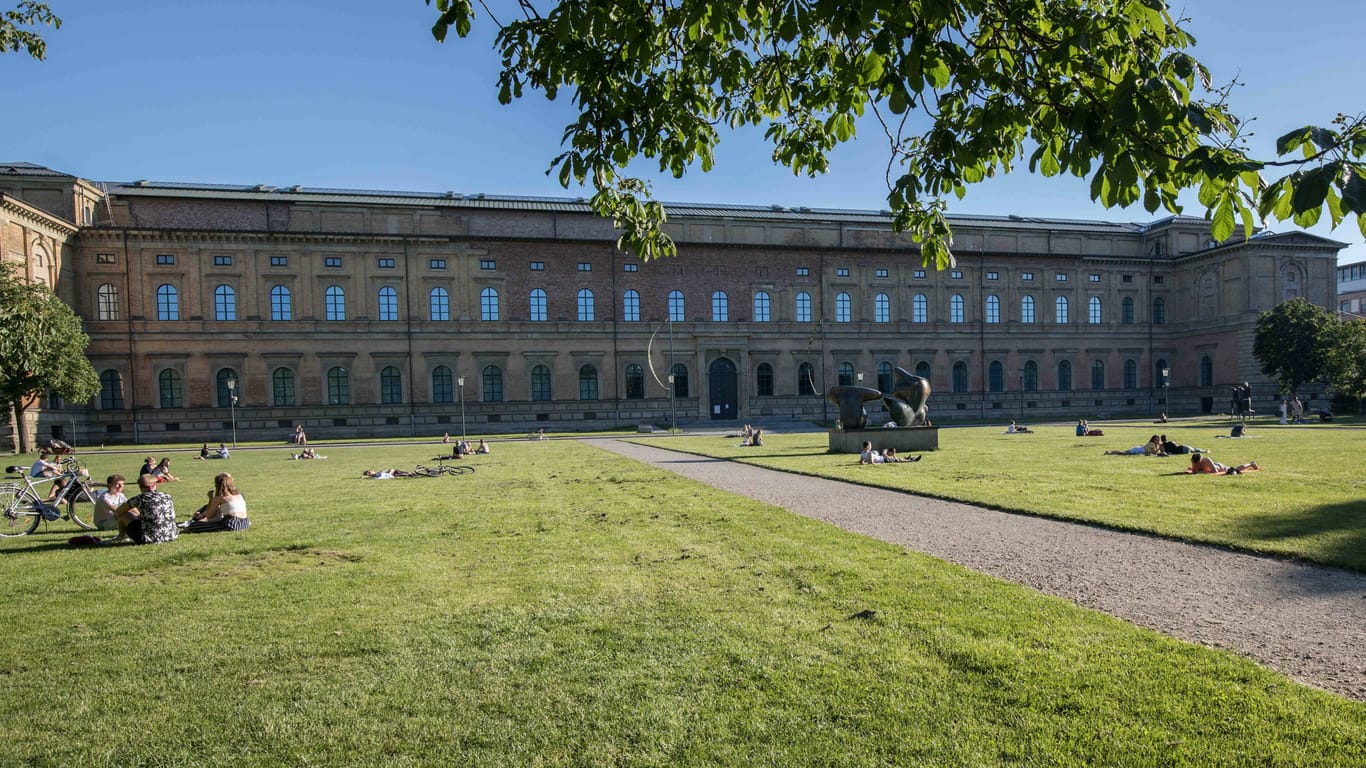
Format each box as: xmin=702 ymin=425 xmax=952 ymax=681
xmin=0 ymin=436 xmax=1362 ymax=766
xmin=637 ymin=418 xmax=1366 ymax=572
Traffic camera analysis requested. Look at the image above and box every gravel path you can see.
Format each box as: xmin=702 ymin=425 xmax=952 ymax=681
xmin=594 ymin=439 xmax=1366 ymax=702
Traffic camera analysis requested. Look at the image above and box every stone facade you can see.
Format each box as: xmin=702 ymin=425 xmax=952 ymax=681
xmin=0 ymin=163 xmax=1346 ymax=446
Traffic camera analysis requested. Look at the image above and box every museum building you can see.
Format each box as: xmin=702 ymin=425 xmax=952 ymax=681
xmin=0 ymin=162 xmax=1346 ymax=446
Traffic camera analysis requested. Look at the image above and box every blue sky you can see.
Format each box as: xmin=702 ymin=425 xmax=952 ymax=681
xmin=7 ymin=0 xmax=1363 ymax=263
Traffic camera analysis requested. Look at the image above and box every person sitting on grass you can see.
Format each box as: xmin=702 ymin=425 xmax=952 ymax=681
xmin=476 ymin=439 xmax=491 ymax=454
xmin=195 ymin=443 xmax=212 ymax=460
xmin=858 ymin=441 xmax=885 ymax=464
xmin=92 ymin=474 xmax=127 ymax=533
xmin=151 ymin=457 xmax=180 ymax=483
xmin=1188 ymin=454 xmax=1260 ymax=475
xmin=112 ymin=474 xmax=178 ymax=544
xmin=1104 ymin=434 xmax=1167 ymax=456
xmin=31 ymin=450 xmax=68 ymax=502
xmin=184 ymin=472 xmax=250 ymax=533
xmin=1005 ymin=421 xmax=1032 ymax=433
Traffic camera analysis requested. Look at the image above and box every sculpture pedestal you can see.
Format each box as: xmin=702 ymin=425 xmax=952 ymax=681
xmin=828 ymin=426 xmax=939 ymax=454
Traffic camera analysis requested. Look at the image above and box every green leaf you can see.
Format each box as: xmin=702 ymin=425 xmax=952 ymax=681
xmin=1211 ymin=198 xmax=1235 ymax=242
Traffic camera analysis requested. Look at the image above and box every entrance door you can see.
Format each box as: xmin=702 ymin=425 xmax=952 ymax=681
xmin=708 ymin=358 xmax=738 ymax=420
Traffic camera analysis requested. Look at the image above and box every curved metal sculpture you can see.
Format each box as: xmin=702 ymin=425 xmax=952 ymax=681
xmin=825 ymin=385 xmax=883 ymax=429
xmin=828 ymin=367 xmax=932 ymax=429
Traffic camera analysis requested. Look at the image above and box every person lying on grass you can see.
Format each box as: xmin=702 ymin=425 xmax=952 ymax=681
xmin=1188 ymin=454 xmax=1260 ymax=475
xmin=362 ymin=468 xmax=415 ymax=479
xmin=1104 ymin=435 xmax=1167 ymax=456
xmin=881 ymin=448 xmax=922 ymax=463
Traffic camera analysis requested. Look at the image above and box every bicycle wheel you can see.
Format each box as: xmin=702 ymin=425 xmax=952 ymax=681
xmin=66 ymin=480 xmax=100 ymax=531
xmin=0 ymin=483 xmax=42 ymax=537
xmin=412 ymin=465 xmax=442 ymax=478
xmin=445 ymin=465 xmax=476 ymax=476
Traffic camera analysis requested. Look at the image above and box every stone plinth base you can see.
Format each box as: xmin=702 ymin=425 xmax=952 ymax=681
xmin=828 ymin=426 xmax=939 ymax=454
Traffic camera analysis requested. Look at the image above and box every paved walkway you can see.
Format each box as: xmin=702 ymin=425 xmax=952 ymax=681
xmin=595 ymin=439 xmax=1366 ymax=701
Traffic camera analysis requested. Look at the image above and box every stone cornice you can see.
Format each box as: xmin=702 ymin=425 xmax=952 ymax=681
xmin=0 ymin=194 xmax=78 ymax=237
xmin=74 ymin=227 xmax=452 ymax=247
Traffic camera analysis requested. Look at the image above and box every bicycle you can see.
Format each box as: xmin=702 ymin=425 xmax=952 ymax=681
xmin=412 ymin=462 xmax=477 ymax=477
xmin=1 ymin=457 xmax=102 ymax=537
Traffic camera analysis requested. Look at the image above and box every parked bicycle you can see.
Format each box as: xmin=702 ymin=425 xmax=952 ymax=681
xmin=413 ymin=461 xmax=476 ymax=478
xmin=0 ymin=457 xmax=102 ymax=537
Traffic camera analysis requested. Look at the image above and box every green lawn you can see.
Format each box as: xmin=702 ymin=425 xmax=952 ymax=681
xmin=636 ymin=418 xmax=1366 ymax=572
xmin=0 ymin=439 xmax=1361 ymax=766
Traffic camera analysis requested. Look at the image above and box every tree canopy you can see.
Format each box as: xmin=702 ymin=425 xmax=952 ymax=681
xmin=0 ymin=264 xmax=99 ymax=454
xmin=427 ymin=0 xmax=1365 ymax=265
xmin=1322 ymin=317 xmax=1366 ymax=409
xmin=1253 ymin=298 xmax=1336 ymax=396
xmin=1 ymin=1 xmax=60 ymax=59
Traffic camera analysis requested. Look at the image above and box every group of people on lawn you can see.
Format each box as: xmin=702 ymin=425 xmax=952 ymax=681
xmin=1098 ymin=432 xmax=1258 ymax=475
xmin=90 ymin=464 xmax=250 ymax=545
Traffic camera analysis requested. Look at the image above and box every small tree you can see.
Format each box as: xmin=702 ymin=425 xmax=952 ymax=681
xmin=1323 ymin=317 xmax=1366 ymax=413
xmin=1253 ymin=297 xmax=1335 ymax=395
xmin=0 ymin=264 xmax=99 ymax=453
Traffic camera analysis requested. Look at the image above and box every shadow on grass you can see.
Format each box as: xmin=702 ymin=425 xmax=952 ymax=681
xmin=1225 ymin=499 xmax=1366 ymax=574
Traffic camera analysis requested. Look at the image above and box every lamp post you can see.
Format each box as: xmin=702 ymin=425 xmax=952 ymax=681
xmin=1018 ymin=369 xmax=1025 ymax=422
xmin=856 ymin=371 xmax=864 ymax=386
xmin=226 ymin=377 xmax=238 ymax=448
xmin=1161 ymin=367 xmax=1170 ymax=411
xmin=456 ymin=376 xmax=467 ymax=442
xmin=667 ymin=374 xmax=677 ymax=432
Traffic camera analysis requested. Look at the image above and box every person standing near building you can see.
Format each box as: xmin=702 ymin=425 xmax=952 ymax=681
xmin=1291 ymin=397 xmax=1305 ymax=424
xmin=1279 ymin=400 xmax=1288 ymax=424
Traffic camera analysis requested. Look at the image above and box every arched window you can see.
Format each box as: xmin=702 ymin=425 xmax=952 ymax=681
xmin=1122 ymin=296 xmax=1134 ymax=324
xmin=874 ymin=293 xmax=890 ymax=323
xmin=482 ymin=365 xmax=504 ymax=402
xmin=753 ymin=291 xmax=771 ymax=322
xmin=912 ymin=293 xmax=928 ymax=323
xmin=623 ymin=290 xmax=640 ymax=322
xmin=530 ymin=364 xmax=552 ymax=401
xmin=985 ymin=295 xmax=1000 ymax=323
xmin=432 ymin=365 xmax=453 ymax=403
xmin=1055 ymin=296 xmax=1069 ymax=324
xmin=798 ymin=362 xmax=817 ymax=395
xmin=97 ymin=284 xmax=120 ymax=321
xmin=577 ymin=289 xmax=595 ymax=321
xmin=756 ymin=363 xmax=774 ymax=396
xmin=668 ymin=290 xmax=685 ymax=322
xmin=527 ymin=288 xmax=547 ymax=322
xmin=1021 ymin=295 xmax=1035 ymax=324
xmin=579 ymin=365 xmax=599 ymax=400
xmin=625 ymin=363 xmax=645 ymax=399
xmin=1123 ymin=359 xmax=1137 ymax=390
xmin=712 ymin=291 xmax=728 ymax=322
xmin=1153 ymin=297 xmax=1166 ymax=325
xmin=378 ymin=287 xmax=399 ymax=321
xmin=271 ymin=285 xmax=293 ymax=321
xmin=327 ymin=366 xmax=350 ymax=405
xmin=1088 ymin=296 xmax=1102 ymax=324
xmin=1058 ymin=360 xmax=1072 ymax=390
xmin=379 ymin=367 xmax=402 ymax=404
xmin=1200 ymin=355 xmax=1214 ymax=387
xmin=214 ymin=285 xmax=237 ymax=321
xmin=430 ymin=288 xmax=450 ymax=321
xmin=272 ymin=368 xmax=296 ymax=406
xmin=1024 ymin=361 xmax=1038 ymax=391
xmin=1091 ymin=360 xmax=1105 ymax=390
xmin=915 ymin=361 xmax=931 ymax=380
xmin=325 ymin=286 xmax=345 ymax=321
xmin=989 ymin=361 xmax=1004 ymax=392
xmin=838 ymin=361 xmax=855 ymax=386
xmin=481 ymin=288 xmax=499 ymax=321
xmin=158 ymin=369 xmax=183 ymax=408
xmin=835 ymin=292 xmax=852 ymax=322
xmin=215 ymin=368 xmax=239 ymax=407
xmin=952 ymin=361 xmax=968 ymax=393
xmin=672 ymin=363 xmax=689 ymax=397
xmin=99 ymin=369 xmax=124 ymax=409
xmin=877 ymin=361 xmax=893 ymax=392
xmin=156 ymin=284 xmax=179 ymax=321
xmin=795 ymin=292 xmax=812 ymax=323
xmin=950 ymin=294 xmax=965 ymax=323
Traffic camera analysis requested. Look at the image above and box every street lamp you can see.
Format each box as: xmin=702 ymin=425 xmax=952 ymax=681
xmin=856 ymin=371 xmax=864 ymax=385
xmin=667 ymin=373 xmax=677 ymax=432
xmin=1018 ymin=369 xmax=1025 ymax=422
xmin=1161 ymin=367 xmax=1170 ymax=409
xmin=226 ymin=376 xmax=238 ymax=448
xmin=456 ymin=376 xmax=467 ymax=442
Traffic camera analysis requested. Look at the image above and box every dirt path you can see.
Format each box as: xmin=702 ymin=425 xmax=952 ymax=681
xmin=593 ymin=439 xmax=1366 ymax=702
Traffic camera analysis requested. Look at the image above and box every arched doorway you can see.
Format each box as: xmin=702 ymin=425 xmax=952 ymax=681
xmin=708 ymin=357 xmax=738 ymax=420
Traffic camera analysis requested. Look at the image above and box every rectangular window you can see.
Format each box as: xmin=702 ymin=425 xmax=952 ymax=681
xmin=1089 ymin=273 xmax=1101 ymax=283
xmin=913 ymin=269 xmax=926 ymax=279
xmin=951 ymin=270 xmax=963 ymax=279
xmin=835 ymin=267 xmax=850 ymax=277
xmin=324 ymin=257 xmax=343 ymax=268
xmin=96 ymin=253 xmax=116 ymax=264
xmin=213 ymin=255 xmax=232 ymax=266
xmin=1153 ymin=275 xmax=1165 ymax=284
xmin=155 ymin=254 xmax=175 ymax=265
xmin=796 ymin=267 xmax=809 ymax=276
xmin=875 ymin=268 xmax=888 ymax=278
xmin=1022 ymin=272 xmax=1035 ymax=281
xmin=429 ymin=259 xmax=447 ymax=270
xmin=530 ymin=261 xmax=545 ymax=271
xmin=480 ymin=259 xmax=496 ymax=270
xmin=986 ymin=271 xmax=998 ymax=280
xmin=377 ymin=258 xmax=396 ymax=269
xmin=623 ymin=263 xmax=638 ymax=272
xmin=270 ymin=256 xmax=288 ymax=267
xmin=1122 ymin=274 xmax=1133 ymax=283
xmin=1055 ymin=273 xmax=1068 ymax=282
xmin=577 ymin=262 xmax=592 ymax=272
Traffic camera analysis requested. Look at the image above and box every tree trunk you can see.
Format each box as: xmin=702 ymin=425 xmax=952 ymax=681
xmin=12 ymin=401 xmax=29 ymax=455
